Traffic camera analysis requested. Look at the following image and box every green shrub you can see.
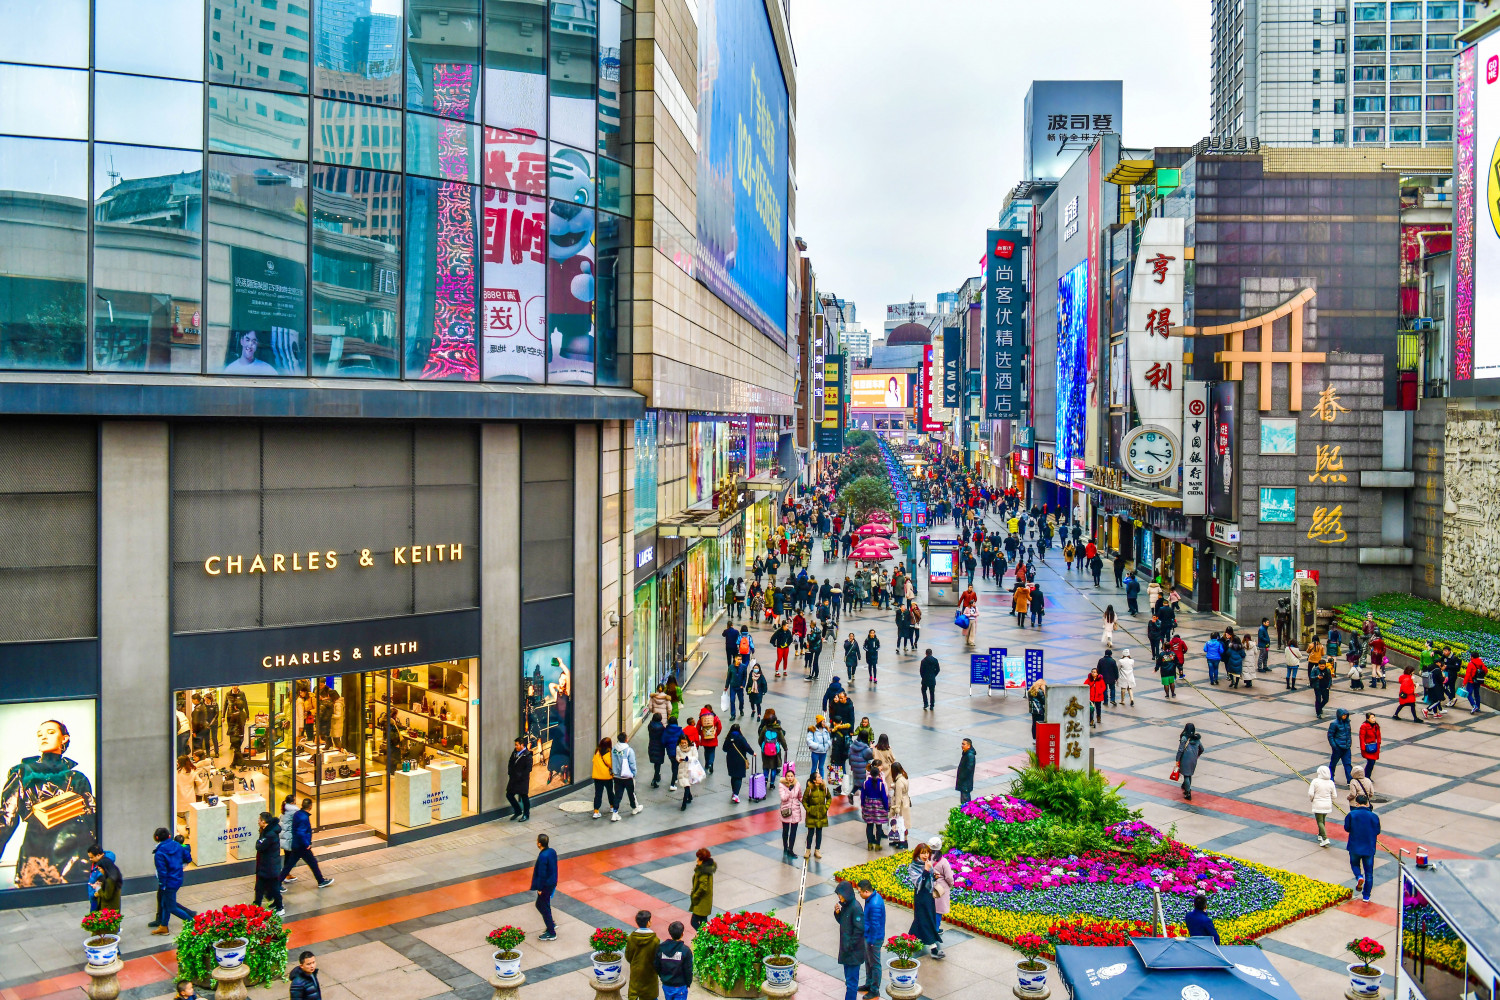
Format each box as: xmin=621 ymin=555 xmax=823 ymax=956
xmin=1007 ymin=757 xmax=1138 ymax=828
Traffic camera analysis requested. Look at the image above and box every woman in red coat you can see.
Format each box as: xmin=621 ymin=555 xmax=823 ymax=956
xmin=1393 ymin=666 xmax=1420 ymax=722
xmin=1358 ymin=713 xmax=1382 ymax=778
xmin=1086 ymin=667 xmax=1107 ymax=727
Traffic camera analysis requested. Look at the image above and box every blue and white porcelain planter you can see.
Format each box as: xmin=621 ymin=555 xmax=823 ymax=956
xmin=1016 ymin=959 xmax=1049 ymax=994
xmin=1348 ymin=963 xmax=1384 ymax=998
xmin=83 ymin=934 xmax=120 ymax=967
xmin=763 ymin=955 xmax=798 ymax=988
xmin=493 ymin=950 xmax=522 ymax=979
xmin=591 ymin=952 xmax=623 ymax=985
xmin=886 ymin=957 xmax=920 ymax=991
xmin=213 ymin=938 xmax=248 ymax=969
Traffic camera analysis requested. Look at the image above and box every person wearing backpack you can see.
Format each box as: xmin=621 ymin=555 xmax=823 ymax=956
xmin=1465 ymin=654 xmax=1487 ymax=714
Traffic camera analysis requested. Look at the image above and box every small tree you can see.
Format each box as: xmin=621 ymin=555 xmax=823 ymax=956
xmin=842 ymin=475 xmax=894 ymax=525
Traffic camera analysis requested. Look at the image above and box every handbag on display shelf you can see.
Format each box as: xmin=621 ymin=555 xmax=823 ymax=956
xmin=324 ymin=766 xmax=336 ymax=781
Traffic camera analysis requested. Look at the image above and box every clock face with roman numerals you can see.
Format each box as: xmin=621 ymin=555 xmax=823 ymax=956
xmin=1122 ymin=426 xmax=1177 ymax=483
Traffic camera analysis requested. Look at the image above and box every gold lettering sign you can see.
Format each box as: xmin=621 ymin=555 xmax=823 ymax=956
xmin=260 ymin=640 xmax=418 ymax=669
xmin=206 ymin=544 xmax=463 ymax=577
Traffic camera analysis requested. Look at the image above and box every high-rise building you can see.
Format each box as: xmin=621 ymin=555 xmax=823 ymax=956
xmin=1210 ymin=0 xmax=1483 ymax=148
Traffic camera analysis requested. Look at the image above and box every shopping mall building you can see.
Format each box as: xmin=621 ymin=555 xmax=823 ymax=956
xmin=0 ymin=0 xmax=798 ymax=904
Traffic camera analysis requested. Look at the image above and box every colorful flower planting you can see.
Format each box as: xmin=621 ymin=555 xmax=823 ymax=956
xmin=1333 ymin=593 xmax=1500 ymax=691
xmin=174 ymin=904 xmax=288 ymax=987
xmin=691 ymin=911 xmax=798 ymax=992
xmin=836 ymin=766 xmax=1349 ymax=952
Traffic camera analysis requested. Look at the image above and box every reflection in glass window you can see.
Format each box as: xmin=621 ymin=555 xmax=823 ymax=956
xmin=1354 ymin=65 xmax=1386 ymax=80
xmin=0 ymin=0 xmax=88 ymax=68
xmin=1354 ymin=34 xmax=1386 ymax=49
xmin=1391 ymin=34 xmax=1420 ymax=48
xmin=1353 ymin=1 xmax=1386 ymax=16
xmin=597 ymin=155 xmax=631 ymax=215
xmin=484 ymin=0 xmax=547 ymax=136
xmin=549 ymin=0 xmax=597 ymax=149
xmin=1428 ymin=62 xmax=1454 ymax=79
xmin=405 ymin=177 xmax=479 ymax=379
xmin=0 ymin=66 xmax=88 ymax=140
xmin=547 ymin=147 xmax=595 ymax=384
xmin=1391 ymin=94 xmax=1421 ymax=111
xmin=95 ymin=75 xmax=205 ymax=151
xmin=1391 ymin=64 xmax=1421 ymax=80
xmin=311 ymin=166 xmax=400 ymax=377
xmin=407 ymin=113 xmax=482 ymax=183
xmin=96 ymin=0 xmax=205 ymax=80
xmin=1427 ymin=125 xmax=1453 ymax=141
xmin=1354 ymin=126 xmax=1385 ymax=142
xmin=1390 ymin=1 xmax=1420 ymax=16
xmin=92 ymin=146 xmax=203 ymax=373
xmin=211 ymin=0 xmax=310 ymax=92
xmin=406 ymin=0 xmax=481 ymax=121
xmin=1428 ymin=1 xmax=1459 ymax=15
xmin=595 ymin=210 xmax=630 ymax=387
xmin=0 ymin=138 xmax=87 ymax=369
xmin=483 ymin=127 xmax=547 ymax=194
xmin=481 ymin=187 xmax=546 ymax=381
xmin=206 ymin=155 xmax=309 ymax=375
xmin=315 ymin=0 xmax=402 ymax=107
xmin=1391 ymin=126 xmax=1421 ymax=141
xmin=597 ymin=0 xmax=624 ymax=158
xmin=314 ymin=99 xmax=403 ymax=170
xmin=210 ymin=86 xmax=309 ymax=160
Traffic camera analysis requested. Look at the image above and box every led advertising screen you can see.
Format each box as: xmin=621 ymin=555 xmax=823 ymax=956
xmin=0 ymin=700 xmax=97 ymax=891
xmin=850 ymin=372 xmax=913 ymax=409
xmin=695 ymin=0 xmax=789 ymax=346
xmin=1055 ymin=260 xmax=1089 ymax=487
xmin=1455 ymin=34 xmax=1500 ymax=388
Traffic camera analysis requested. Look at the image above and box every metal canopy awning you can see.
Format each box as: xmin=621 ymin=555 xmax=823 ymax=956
xmin=1085 ymin=478 xmax=1183 ymax=510
xmin=658 ymin=505 xmax=746 ymax=539
xmin=1105 ymin=159 xmax=1156 ymax=186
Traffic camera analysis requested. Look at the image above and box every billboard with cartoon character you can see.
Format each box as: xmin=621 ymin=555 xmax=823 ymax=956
xmin=695 ymin=0 xmax=790 ymax=347
xmin=547 ymin=145 xmax=596 ymax=384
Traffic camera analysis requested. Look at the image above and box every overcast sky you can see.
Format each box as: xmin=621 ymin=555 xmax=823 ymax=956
xmin=790 ymin=0 xmax=1211 ymax=326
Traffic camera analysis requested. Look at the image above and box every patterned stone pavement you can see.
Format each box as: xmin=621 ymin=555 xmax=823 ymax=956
xmin=5 ymin=513 xmax=1500 ymax=999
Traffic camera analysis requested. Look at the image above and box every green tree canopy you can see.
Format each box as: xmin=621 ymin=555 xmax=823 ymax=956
xmin=840 ymin=475 xmax=894 ymax=525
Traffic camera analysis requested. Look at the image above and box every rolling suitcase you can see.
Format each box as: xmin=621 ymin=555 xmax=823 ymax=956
xmin=748 ymin=770 xmax=768 ymax=801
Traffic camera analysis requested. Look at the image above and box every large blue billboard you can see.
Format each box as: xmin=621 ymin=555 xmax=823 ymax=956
xmin=696 ymin=0 xmax=789 ymax=347
xmin=1056 ymin=260 xmax=1089 ymax=487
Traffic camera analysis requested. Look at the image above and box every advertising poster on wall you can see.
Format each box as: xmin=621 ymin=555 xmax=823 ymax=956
xmin=1023 ymin=80 xmax=1122 ymax=183
xmin=547 ymin=146 xmax=597 ymax=384
xmin=0 ymin=701 xmax=97 ymax=890
xmin=522 ymin=642 xmax=572 ymax=795
xmin=1055 ymin=260 xmax=1089 ymax=486
xmin=481 ymin=186 xmax=547 ymax=382
xmin=225 ymin=246 xmax=306 ymax=375
xmin=1209 ymin=381 xmax=1238 ymax=521
xmin=1454 ymin=35 xmax=1500 ymax=387
xmin=850 ymin=372 xmax=912 ymax=409
xmin=695 ymin=0 xmax=789 ymax=346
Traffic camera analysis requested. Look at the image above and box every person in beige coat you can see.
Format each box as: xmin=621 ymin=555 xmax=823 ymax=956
xmin=872 ymin=734 xmax=896 ymax=775
xmin=888 ymin=763 xmax=912 ymax=848
xmin=930 ymin=837 xmax=955 ymax=919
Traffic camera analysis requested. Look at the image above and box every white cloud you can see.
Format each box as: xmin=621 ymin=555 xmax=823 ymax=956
xmin=791 ymin=0 xmax=1211 ymax=315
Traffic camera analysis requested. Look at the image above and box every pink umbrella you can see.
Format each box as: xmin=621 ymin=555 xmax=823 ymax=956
xmin=851 ymin=544 xmax=894 ymax=562
xmin=867 ymin=510 xmax=892 ymax=522
xmin=856 ymin=523 xmax=892 ymax=538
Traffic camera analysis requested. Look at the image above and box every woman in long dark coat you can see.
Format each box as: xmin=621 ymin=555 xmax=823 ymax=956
xmin=722 ymin=723 xmax=755 ymax=803
xmin=908 ymin=842 xmax=946 ymax=958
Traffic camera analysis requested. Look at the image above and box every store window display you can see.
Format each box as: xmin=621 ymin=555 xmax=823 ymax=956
xmin=171 ymin=660 xmax=477 ymax=869
xmin=521 ymin=642 xmax=572 ymax=794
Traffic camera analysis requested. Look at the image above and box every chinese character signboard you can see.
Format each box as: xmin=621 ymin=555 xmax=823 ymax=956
xmin=1024 ymin=648 xmax=1044 ymax=688
xmin=1182 ymin=380 xmax=1208 ymax=516
xmin=1036 ymin=722 xmax=1061 ymax=768
xmin=1044 ymin=683 xmax=1090 ymax=772
xmin=1125 ymin=217 xmax=1186 ymax=483
xmin=1023 ymin=80 xmax=1123 ymax=182
xmin=1208 ymin=381 xmax=1237 ymax=521
xmin=816 ymin=353 xmax=844 ymax=452
xmin=922 ymin=344 xmax=943 ymax=432
xmin=988 ymin=647 xmax=1008 ymax=691
xmin=985 ymin=229 xmax=1027 ymax=419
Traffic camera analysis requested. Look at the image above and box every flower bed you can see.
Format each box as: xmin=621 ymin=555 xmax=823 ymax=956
xmin=691 ymin=911 xmax=797 ymax=994
xmin=835 ymin=850 xmax=1349 ymax=949
xmin=1332 ymin=593 xmax=1500 ymax=691
xmin=175 ymin=904 xmax=288 ymax=987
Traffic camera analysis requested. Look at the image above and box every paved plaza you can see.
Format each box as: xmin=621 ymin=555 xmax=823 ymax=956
xmin=5 ymin=517 xmax=1500 ymax=1000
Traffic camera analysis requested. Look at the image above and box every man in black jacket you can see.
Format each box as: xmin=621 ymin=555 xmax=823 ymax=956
xmin=289 ymin=952 xmax=321 ymax=1000
xmin=654 ymin=920 xmax=694 ymax=999
xmin=253 ymin=812 xmax=283 ymax=914
xmin=1097 ymin=650 xmax=1119 ymax=707
xmin=918 ymin=650 xmax=941 ymax=710
xmin=507 ymin=737 xmax=533 ymax=821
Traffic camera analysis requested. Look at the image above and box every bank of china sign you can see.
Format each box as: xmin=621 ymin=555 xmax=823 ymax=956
xmin=204 ymin=543 xmax=465 ymax=576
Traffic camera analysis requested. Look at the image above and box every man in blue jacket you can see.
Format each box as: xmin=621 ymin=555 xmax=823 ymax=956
xmin=280 ymin=797 xmax=334 ymax=889
xmin=531 ymin=833 xmax=558 ymax=940
xmin=661 ymin=716 xmax=684 ymax=790
xmin=856 ymin=879 xmax=886 ymax=996
xmin=1327 ymin=708 xmax=1355 ymax=784
xmin=150 ymin=827 xmax=196 ymax=935
xmin=1344 ymin=795 xmax=1381 ymax=902
xmin=1257 ymin=618 xmax=1272 ymax=672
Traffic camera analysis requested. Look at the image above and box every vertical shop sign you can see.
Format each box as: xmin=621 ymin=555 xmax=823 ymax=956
xmin=1182 ymin=380 xmax=1208 ymax=516
xmin=922 ymin=344 xmax=942 ymax=431
xmin=985 ymin=229 xmax=1028 ymax=419
xmin=1086 ymin=142 xmax=1102 ymax=404
xmin=943 ymin=324 xmax=962 ymax=407
xmin=816 ymin=353 xmax=845 ymax=452
xmin=1125 ymin=217 xmax=1186 ymax=480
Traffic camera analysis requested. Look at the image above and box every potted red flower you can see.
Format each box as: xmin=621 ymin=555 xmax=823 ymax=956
xmin=589 ymin=927 xmax=627 ymax=985
xmin=81 ymin=909 xmax=123 ymax=966
xmin=486 ymin=925 xmax=526 ymax=980
xmin=1346 ymin=936 xmax=1387 ymax=998
xmin=1013 ymin=933 xmax=1051 ymax=996
xmin=884 ymin=933 xmax=924 ymax=991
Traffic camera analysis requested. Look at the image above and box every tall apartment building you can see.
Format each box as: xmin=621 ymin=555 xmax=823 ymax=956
xmin=1210 ymin=0 xmax=1485 ymax=147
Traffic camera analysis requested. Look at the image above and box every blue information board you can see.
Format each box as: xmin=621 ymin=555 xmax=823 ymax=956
xmin=969 ymin=653 xmax=990 ymax=685
xmin=1025 ymin=648 xmax=1045 ymax=687
xmin=988 ymin=647 xmax=1008 ymax=689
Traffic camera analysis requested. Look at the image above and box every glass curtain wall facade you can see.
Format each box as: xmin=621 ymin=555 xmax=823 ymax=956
xmin=0 ymin=0 xmax=632 ymax=381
